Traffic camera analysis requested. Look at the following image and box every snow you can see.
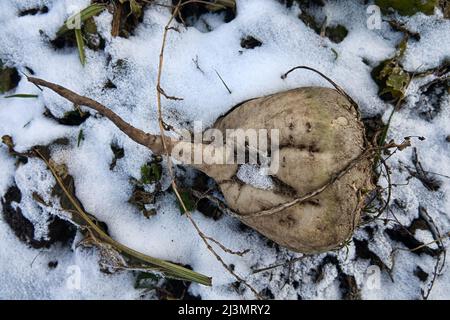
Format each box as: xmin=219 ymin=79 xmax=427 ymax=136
xmin=0 ymin=0 xmax=449 ymax=299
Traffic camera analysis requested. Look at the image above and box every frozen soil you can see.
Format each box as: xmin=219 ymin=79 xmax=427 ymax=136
xmin=0 ymin=0 xmax=449 ymax=299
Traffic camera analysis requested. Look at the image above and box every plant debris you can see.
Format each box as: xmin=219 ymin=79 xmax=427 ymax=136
xmin=385 ymin=226 xmax=440 ymax=257
xmin=297 ymin=4 xmax=348 ymax=44
xmin=140 ymin=157 xmax=162 ymax=184
xmin=129 ymin=186 xmax=157 ymax=218
xmin=311 ymin=255 xmax=360 ymax=300
xmin=176 ymin=189 xmax=196 ymax=214
xmin=135 ymin=270 xmax=201 ymax=299
xmin=129 ymin=156 xmax=163 ymax=217
xmin=414 ymin=266 xmax=429 ymax=282
xmin=77 ymin=129 xmax=85 ymax=147
xmin=4 ymin=93 xmax=38 ymax=99
xmin=56 ymin=3 xmax=106 ymax=37
xmin=353 ymin=238 xmax=392 ymax=276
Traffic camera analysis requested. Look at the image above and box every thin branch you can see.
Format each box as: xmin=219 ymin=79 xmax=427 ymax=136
xmin=243 ymin=148 xmax=372 ymax=218
xmin=281 ymin=65 xmax=360 ymax=118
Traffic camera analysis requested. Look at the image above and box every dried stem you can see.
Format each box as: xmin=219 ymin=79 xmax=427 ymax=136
xmin=418 ymin=207 xmax=447 ymax=299
xmin=27 ymin=76 xmax=173 ymax=155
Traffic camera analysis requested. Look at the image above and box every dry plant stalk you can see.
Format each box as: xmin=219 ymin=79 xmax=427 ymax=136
xmin=1 ymin=133 xmax=212 ymax=285
xmin=34 ymin=147 xmax=212 ymax=286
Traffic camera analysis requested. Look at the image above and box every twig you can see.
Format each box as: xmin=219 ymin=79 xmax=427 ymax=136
xmin=191 ymin=188 xmax=249 ymax=255
xmin=30 ymin=248 xmax=45 ymax=268
xmin=401 ymin=164 xmax=450 ymax=180
xmin=419 ymin=207 xmax=446 ymax=256
xmin=407 ymin=148 xmax=442 ymax=191
xmin=191 ymin=189 xmax=241 ymax=218
xmin=388 ymin=206 xmax=449 ymax=300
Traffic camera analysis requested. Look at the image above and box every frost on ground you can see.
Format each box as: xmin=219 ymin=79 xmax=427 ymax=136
xmin=0 ymin=0 xmax=449 ymax=299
